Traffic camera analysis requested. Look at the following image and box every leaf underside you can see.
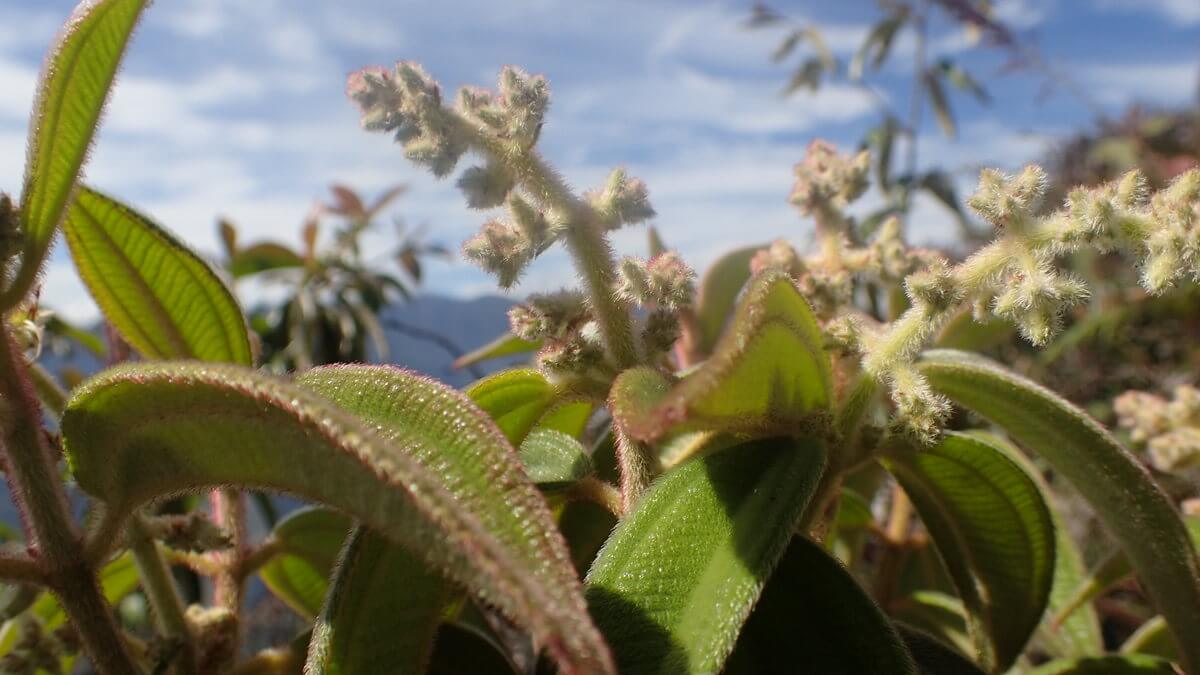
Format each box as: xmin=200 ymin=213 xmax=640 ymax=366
xmin=65 ymin=187 xmax=252 ymax=364
xmin=258 ymin=507 xmax=352 ymax=620
xmin=694 ymin=245 xmax=763 ymax=353
xmin=63 ymin=363 xmax=614 ymax=675
xmin=586 ymin=436 xmax=827 ymax=674
xmin=918 ymin=349 xmax=1200 ymax=674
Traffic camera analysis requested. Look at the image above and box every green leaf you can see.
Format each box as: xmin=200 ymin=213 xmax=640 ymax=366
xmin=259 ymin=507 xmax=352 ymax=620
xmin=454 ymin=332 xmax=541 ymax=370
xmin=726 ymin=538 xmax=916 ymax=675
xmin=891 ymin=591 xmax=975 ymax=659
xmin=924 ymin=70 xmax=956 ymax=138
xmin=612 ymin=272 xmax=832 ymax=442
xmin=882 ymin=432 xmax=1055 ymax=672
xmin=466 ymin=368 xmax=560 ymax=445
xmin=694 ymin=246 xmax=763 ymax=354
xmin=586 ymin=436 xmax=827 ymax=674
xmin=306 ymin=527 xmax=448 ymax=675
xmin=64 ymin=188 xmax=252 ymax=364
xmin=5 ymin=0 xmax=150 ymax=307
xmin=850 ymin=15 xmax=906 ymax=80
xmin=427 ymin=623 xmax=517 ymax=675
xmin=896 ymin=624 xmax=986 ymax=675
xmin=229 ymin=242 xmax=304 ymax=278
xmin=936 ymin=59 xmax=990 ymax=103
xmin=918 ymin=349 xmax=1200 ymax=674
xmin=1026 ymin=655 xmax=1178 ymax=675
xmin=519 ymin=428 xmax=593 ymax=487
xmin=63 ymin=363 xmax=614 ymax=675
xmin=1122 ymin=617 xmax=1176 ymax=662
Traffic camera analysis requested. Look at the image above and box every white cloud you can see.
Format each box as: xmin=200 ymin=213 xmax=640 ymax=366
xmin=1098 ymin=0 xmax=1200 ymax=25
xmin=1083 ymin=62 xmax=1200 ymax=107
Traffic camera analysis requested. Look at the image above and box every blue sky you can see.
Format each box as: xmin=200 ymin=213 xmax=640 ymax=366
xmin=0 ymin=0 xmax=1197 ymax=321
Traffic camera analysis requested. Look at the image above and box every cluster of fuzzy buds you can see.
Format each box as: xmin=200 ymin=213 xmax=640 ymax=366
xmin=1140 ymin=171 xmax=1200 ymax=293
xmin=616 ymin=252 xmax=695 ymax=311
xmin=590 ymin=168 xmax=655 ymax=230
xmin=537 ymin=320 xmax=609 ymax=381
xmin=789 ymin=140 xmax=870 ymax=214
xmin=141 ymin=512 xmax=232 ymax=553
xmin=508 ymin=291 xmax=589 ymax=341
xmin=455 ymin=67 xmax=550 ymax=151
xmin=1114 ymin=385 xmax=1200 ymax=472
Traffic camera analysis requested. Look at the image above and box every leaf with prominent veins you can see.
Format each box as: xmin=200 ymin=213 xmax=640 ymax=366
xmin=612 ymin=272 xmax=832 ymax=442
xmin=63 ymin=363 xmax=615 ymax=675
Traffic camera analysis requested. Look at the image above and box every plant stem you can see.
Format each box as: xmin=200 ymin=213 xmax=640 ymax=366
xmin=873 ymin=483 xmax=914 ymax=609
xmin=613 ymin=426 xmax=654 ymax=513
xmin=0 ymin=325 xmax=140 ymax=674
xmin=211 ymin=489 xmax=247 ymax=614
xmin=129 ymin=515 xmax=197 ymax=675
xmin=568 ymin=477 xmax=624 ymax=518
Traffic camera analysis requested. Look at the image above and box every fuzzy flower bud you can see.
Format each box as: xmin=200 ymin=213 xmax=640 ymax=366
xmin=750 ymin=239 xmax=804 ymax=277
xmin=904 ymin=258 xmax=961 ymax=312
xmin=507 ymin=194 xmax=552 ymax=247
xmin=457 ymin=163 xmax=516 ymax=209
xmin=538 ymin=321 xmax=607 ymax=377
xmin=508 ymin=291 xmax=589 ymax=341
xmin=618 ymin=252 xmax=695 ymax=310
xmin=1141 ymin=169 xmax=1200 ymax=293
xmin=991 ymin=262 xmax=1088 ymax=346
xmin=824 ymin=315 xmax=863 ymax=355
xmin=462 ymin=220 xmax=532 ymax=288
xmin=142 ymin=513 xmax=233 ymax=553
xmin=888 ymin=366 xmax=950 ymax=445
xmin=592 ymin=168 xmax=655 ymax=230
xmin=1116 ymin=385 xmax=1200 ymax=471
xmin=641 ymin=309 xmax=682 ymax=356
xmin=497 ymin=66 xmax=549 ymax=149
xmin=789 ymin=141 xmax=870 ymax=214
xmin=967 ymin=166 xmax=1047 ymax=229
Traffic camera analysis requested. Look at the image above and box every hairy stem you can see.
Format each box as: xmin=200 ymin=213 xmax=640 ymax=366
xmin=613 ymin=426 xmax=655 ymax=513
xmin=0 ymin=326 xmax=140 ymax=674
xmin=567 ymin=477 xmax=624 ymax=518
xmin=129 ymin=515 xmax=197 ymax=675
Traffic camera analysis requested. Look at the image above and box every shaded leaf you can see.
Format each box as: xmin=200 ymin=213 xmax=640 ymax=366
xmin=1026 ymin=655 xmax=1177 ymax=674
xmin=896 ymin=624 xmax=986 ymax=675
xmin=259 ymin=507 xmax=352 ymax=620
xmin=851 ymin=15 xmax=906 ymax=80
xmin=229 ymin=242 xmax=304 ymax=278
xmin=694 ymin=245 xmax=763 ymax=353
xmin=6 ymin=0 xmax=150 ymax=306
xmin=924 ymin=70 xmax=956 ymax=138
xmin=63 ymin=363 xmax=614 ymax=675
xmin=454 ymin=332 xmax=541 ymax=371
xmin=306 ymin=527 xmax=448 ymax=674
xmin=918 ymin=350 xmax=1200 ymax=674
xmin=783 ymin=57 xmax=825 ymax=95
xmin=883 ymin=432 xmax=1055 ymax=671
xmin=726 ymin=538 xmax=916 ymax=675
xmin=891 ymin=591 xmax=975 ymax=659
xmin=586 ymin=436 xmax=827 ymax=674
xmin=427 ymin=623 xmax=517 ymax=675
xmin=770 ymin=30 xmax=803 ymax=63
xmin=519 ymin=428 xmax=593 ymax=487
xmin=612 ymin=272 xmax=832 ymax=442
xmin=1121 ymin=617 xmax=1175 ymax=661
xmin=936 ymin=59 xmax=990 ymax=103
xmin=64 ymin=188 xmax=252 ymax=365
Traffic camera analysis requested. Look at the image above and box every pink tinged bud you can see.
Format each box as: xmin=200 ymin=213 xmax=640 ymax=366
xmin=595 ymin=168 xmax=655 ymax=229
xmin=462 ymin=220 xmax=533 ymax=288
xmin=789 ymin=141 xmax=870 ymax=213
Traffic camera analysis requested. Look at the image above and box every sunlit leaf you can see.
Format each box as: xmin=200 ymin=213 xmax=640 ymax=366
xmin=466 ymin=368 xmax=571 ymax=445
xmin=259 ymin=507 xmax=352 ymax=620
xmin=883 ymin=432 xmax=1055 ymax=671
xmin=64 ymin=188 xmax=252 ymax=364
xmin=612 ymin=272 xmax=831 ymax=442
xmin=5 ymin=0 xmax=150 ymax=307
xmin=63 ymin=363 xmax=614 ymax=675
xmin=519 ymin=428 xmax=593 ymax=487
xmin=229 ymin=242 xmax=305 ymax=278
xmin=306 ymin=527 xmax=448 ymax=674
xmin=454 ymin=332 xmax=541 ymax=371
xmin=586 ymin=436 xmax=827 ymax=674
xmin=918 ymin=349 xmax=1200 ymax=674
xmin=694 ymin=246 xmax=763 ymax=353
xmin=725 ymin=538 xmax=915 ymax=675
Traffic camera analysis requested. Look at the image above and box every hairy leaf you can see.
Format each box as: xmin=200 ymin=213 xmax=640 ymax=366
xmin=306 ymin=527 xmax=448 ymax=674
xmin=694 ymin=246 xmax=762 ymax=353
xmin=454 ymin=332 xmax=541 ymax=370
xmin=586 ymin=436 xmax=827 ymax=674
xmin=64 ymin=188 xmax=252 ymax=364
xmin=1026 ymin=655 xmax=1177 ymax=674
xmin=63 ymin=363 xmax=614 ymax=675
xmin=726 ymin=538 xmax=916 ymax=675
xmin=6 ymin=0 xmax=150 ymax=306
xmin=466 ymin=368 xmax=562 ymax=445
xmin=519 ymin=428 xmax=593 ymax=487
xmin=918 ymin=350 xmax=1200 ymax=674
xmin=259 ymin=507 xmax=352 ymax=620
xmin=883 ymin=432 xmax=1055 ymax=671
xmin=613 ymin=272 xmax=831 ymax=441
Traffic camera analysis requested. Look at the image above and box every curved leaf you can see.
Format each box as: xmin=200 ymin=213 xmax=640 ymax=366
xmin=882 ymin=432 xmax=1055 ymax=672
xmin=519 ymin=428 xmax=593 ymax=487
xmin=454 ymin=332 xmax=541 ymax=370
xmin=1026 ymin=655 xmax=1177 ymax=675
xmin=6 ymin=0 xmax=150 ymax=306
xmin=897 ymin=624 xmax=985 ymax=675
xmin=918 ymin=349 xmax=1200 ymax=674
xmin=726 ymin=538 xmax=916 ymax=675
xmin=64 ymin=188 xmax=252 ymax=364
xmin=694 ymin=245 xmax=763 ymax=353
xmin=613 ymin=272 xmax=832 ymax=442
xmin=466 ymin=368 xmax=561 ymax=445
xmin=586 ymin=436 xmax=827 ymax=674
xmin=306 ymin=526 xmax=448 ymax=674
xmin=259 ymin=507 xmax=352 ymax=620
xmin=229 ymin=242 xmax=304 ymax=278
xmin=1122 ymin=617 xmax=1176 ymax=662
xmin=428 ymin=623 xmax=517 ymax=675
xmin=63 ymin=363 xmax=614 ymax=675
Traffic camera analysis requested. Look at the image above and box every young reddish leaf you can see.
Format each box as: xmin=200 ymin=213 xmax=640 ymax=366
xmin=63 ymin=363 xmax=615 ymax=675
xmin=64 ymin=188 xmax=252 ymax=364
xmin=586 ymin=436 xmax=826 ymax=674
xmin=694 ymin=246 xmax=763 ymax=353
xmin=918 ymin=349 xmax=1200 ymax=674
xmin=726 ymin=538 xmax=916 ymax=675
xmin=4 ymin=0 xmax=150 ymax=307
xmin=612 ymin=271 xmax=832 ymax=442
xmin=306 ymin=527 xmax=448 ymax=675
xmin=454 ymin=332 xmax=541 ymax=371
xmin=258 ymin=507 xmax=352 ymax=620
xmin=883 ymin=433 xmax=1055 ymax=672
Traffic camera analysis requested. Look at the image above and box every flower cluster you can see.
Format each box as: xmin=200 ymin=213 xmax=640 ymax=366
xmin=1115 ymin=385 xmax=1200 ymax=472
